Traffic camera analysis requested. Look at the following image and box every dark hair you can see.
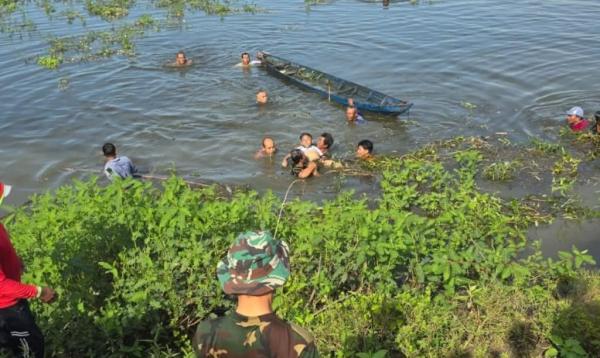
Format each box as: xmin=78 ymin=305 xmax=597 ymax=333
xmin=320 ymin=132 xmax=334 ymax=149
xmin=357 ymin=139 xmax=373 ymax=154
xmin=102 ymin=143 xmax=117 ymax=157
xmin=241 ymin=52 xmax=250 ymax=58
xmin=299 ymin=132 xmax=312 ymax=141
xmin=595 ymin=111 xmax=600 ymax=122
xmin=288 ymin=149 xmax=306 ymax=176
xmin=177 ymin=50 xmax=185 ymax=57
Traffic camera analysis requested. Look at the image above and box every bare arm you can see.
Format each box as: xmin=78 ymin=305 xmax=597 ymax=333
xmin=298 ymin=162 xmax=318 ymax=179
xmin=281 ymin=153 xmax=291 ymax=167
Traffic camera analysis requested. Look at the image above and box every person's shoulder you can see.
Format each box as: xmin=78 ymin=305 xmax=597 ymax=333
xmin=193 ymin=314 xmax=240 ymax=357
xmin=289 ymin=321 xmax=315 ymax=344
xmin=309 ymin=145 xmax=322 ymax=154
xmin=265 ymin=315 xmax=314 ymax=344
xmin=193 ymin=314 xmax=235 ymax=351
xmin=289 ymin=321 xmax=319 ymax=357
xmin=195 ymin=314 xmax=231 ymax=335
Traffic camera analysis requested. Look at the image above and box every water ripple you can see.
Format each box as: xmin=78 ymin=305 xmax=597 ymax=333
xmin=1 ymin=0 xmax=600 ymax=203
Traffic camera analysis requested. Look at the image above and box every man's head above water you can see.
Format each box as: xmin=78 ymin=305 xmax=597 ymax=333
xmin=175 ymin=51 xmax=190 ymax=66
xmin=241 ymin=52 xmax=251 ymax=66
xmin=261 ymin=137 xmax=276 ymax=156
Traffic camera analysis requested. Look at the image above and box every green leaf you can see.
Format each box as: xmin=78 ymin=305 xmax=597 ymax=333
xmin=373 ymin=350 xmax=388 ymax=358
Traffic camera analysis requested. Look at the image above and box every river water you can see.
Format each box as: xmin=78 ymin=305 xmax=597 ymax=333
xmin=0 ymin=0 xmax=598 ymax=258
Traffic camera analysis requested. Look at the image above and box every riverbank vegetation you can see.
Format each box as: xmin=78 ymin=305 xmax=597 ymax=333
xmin=2 ymin=135 xmax=599 ymax=357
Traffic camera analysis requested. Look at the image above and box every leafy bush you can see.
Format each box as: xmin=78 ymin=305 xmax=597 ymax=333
xmin=3 ymin=147 xmax=599 ymax=356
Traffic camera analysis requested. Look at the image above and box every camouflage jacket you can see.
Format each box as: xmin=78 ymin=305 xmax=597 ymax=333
xmin=193 ymin=311 xmax=319 ymax=358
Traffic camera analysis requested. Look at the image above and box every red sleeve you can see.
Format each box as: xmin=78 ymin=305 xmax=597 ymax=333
xmin=0 ymin=265 xmax=38 ymax=301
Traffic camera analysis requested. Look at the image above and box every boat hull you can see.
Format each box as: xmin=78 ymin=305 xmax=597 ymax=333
xmin=259 ymin=52 xmax=412 ymax=115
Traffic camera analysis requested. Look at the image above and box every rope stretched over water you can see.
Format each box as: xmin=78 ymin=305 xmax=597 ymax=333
xmin=63 ymin=167 xmax=214 ymax=188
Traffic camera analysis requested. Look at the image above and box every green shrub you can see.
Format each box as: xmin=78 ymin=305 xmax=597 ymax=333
xmin=4 ymin=143 xmax=599 ymax=356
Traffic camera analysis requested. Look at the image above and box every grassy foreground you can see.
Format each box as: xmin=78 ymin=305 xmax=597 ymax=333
xmin=2 ymin=136 xmax=599 ymax=357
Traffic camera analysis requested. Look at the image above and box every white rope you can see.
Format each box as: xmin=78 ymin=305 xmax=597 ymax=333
xmin=273 ymin=179 xmax=300 ymax=240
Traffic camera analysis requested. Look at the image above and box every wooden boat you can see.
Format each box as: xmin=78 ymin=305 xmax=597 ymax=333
xmin=257 ymin=52 xmax=412 ymax=115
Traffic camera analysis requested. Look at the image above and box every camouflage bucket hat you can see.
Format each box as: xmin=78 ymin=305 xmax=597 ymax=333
xmin=217 ymin=231 xmax=290 ymax=296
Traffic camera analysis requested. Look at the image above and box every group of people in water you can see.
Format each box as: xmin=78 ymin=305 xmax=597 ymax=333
xmin=124 ymin=51 xmax=600 ymax=184
xmin=108 ymin=51 xmax=377 ymax=181
xmin=254 ymin=132 xmax=374 ymax=179
xmin=101 ymin=134 xmax=374 ymax=181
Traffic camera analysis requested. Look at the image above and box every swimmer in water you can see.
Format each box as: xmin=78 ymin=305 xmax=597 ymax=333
xmin=237 ymin=52 xmax=261 ymax=67
xmin=356 ymin=139 xmax=374 ymax=160
xmin=281 ymin=133 xmax=322 ymax=167
xmin=346 ymin=98 xmax=366 ymax=124
xmin=254 ymin=137 xmax=277 ymax=159
xmin=565 ymin=106 xmax=590 ymax=132
xmin=592 ymin=111 xmax=600 ymax=135
xmin=174 ymin=51 xmax=192 ymax=67
xmin=288 ymin=149 xmax=319 ymax=179
xmin=316 ymin=132 xmax=344 ymax=168
xmin=256 ymin=90 xmax=268 ymax=105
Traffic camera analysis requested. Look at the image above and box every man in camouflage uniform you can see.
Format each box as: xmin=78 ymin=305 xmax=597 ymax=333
xmin=193 ymin=231 xmax=319 ymax=358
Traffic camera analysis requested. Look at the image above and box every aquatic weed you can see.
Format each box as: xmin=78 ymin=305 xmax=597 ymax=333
xmin=0 ymin=0 xmax=19 ymax=15
xmin=460 ymin=101 xmax=477 ymax=111
xmin=86 ymin=0 xmax=135 ymax=20
xmin=483 ymin=161 xmax=521 ymax=181
xmin=531 ymin=138 xmax=562 ymax=154
xmin=551 ymin=153 xmax=580 ymax=196
xmin=7 ymin=0 xmax=258 ymax=69
xmin=37 ymin=54 xmax=62 ymax=69
xmin=39 ymin=15 xmax=157 ymax=67
xmin=61 ymin=9 xmax=86 ymax=25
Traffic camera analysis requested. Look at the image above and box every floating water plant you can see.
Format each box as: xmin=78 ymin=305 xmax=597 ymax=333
xmin=531 ymin=138 xmax=562 ymax=154
xmin=0 ymin=0 xmax=258 ymax=69
xmin=61 ymin=9 xmax=86 ymax=25
xmin=86 ymin=0 xmax=134 ymax=19
xmin=461 ymin=100 xmax=477 ymax=111
xmin=551 ymin=153 xmax=580 ymax=196
xmin=483 ymin=160 xmax=520 ymax=181
xmin=37 ymin=54 xmax=62 ymax=69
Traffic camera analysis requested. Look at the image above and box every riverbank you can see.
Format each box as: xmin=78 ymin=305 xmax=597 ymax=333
xmin=3 ymin=135 xmax=599 ymax=357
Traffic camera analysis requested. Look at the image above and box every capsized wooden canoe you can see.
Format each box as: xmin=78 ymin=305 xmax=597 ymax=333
xmin=257 ymin=52 xmax=412 ymax=115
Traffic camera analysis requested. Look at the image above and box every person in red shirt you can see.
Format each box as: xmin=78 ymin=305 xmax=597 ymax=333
xmin=566 ymin=106 xmax=590 ymax=132
xmin=0 ymin=182 xmax=55 ymax=358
